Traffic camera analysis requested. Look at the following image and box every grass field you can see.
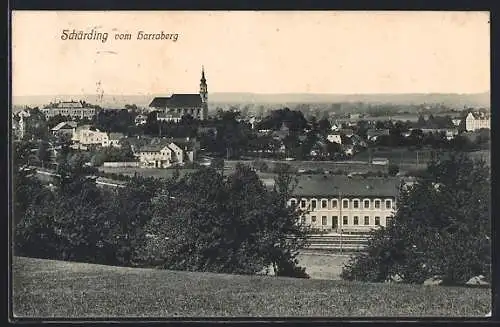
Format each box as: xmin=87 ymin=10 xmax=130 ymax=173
xmin=12 ymin=256 xmax=491 ymax=318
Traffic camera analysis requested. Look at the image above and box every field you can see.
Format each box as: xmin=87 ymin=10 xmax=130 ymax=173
xmin=99 ymin=149 xmax=489 ymax=180
xmin=12 ymin=256 xmax=491 ymax=318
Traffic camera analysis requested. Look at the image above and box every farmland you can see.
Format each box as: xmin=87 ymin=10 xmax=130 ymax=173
xmin=12 ymin=256 xmax=490 ymax=318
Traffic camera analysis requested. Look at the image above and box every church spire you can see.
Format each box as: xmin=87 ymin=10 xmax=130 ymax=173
xmin=201 ymin=65 xmax=206 ymax=83
xmin=200 ymin=65 xmax=208 ymax=104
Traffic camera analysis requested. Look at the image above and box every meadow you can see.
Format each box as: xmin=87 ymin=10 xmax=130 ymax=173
xmin=12 ymin=256 xmax=491 ymax=318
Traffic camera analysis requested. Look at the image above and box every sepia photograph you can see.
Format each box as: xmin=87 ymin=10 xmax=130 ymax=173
xmin=10 ymin=10 xmax=491 ymax=319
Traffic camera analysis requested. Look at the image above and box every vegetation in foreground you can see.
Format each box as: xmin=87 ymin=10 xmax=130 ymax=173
xmin=14 ymin=140 xmax=310 ymax=278
xmin=342 ymin=153 xmax=491 ymax=285
xmin=12 ymin=256 xmax=490 ymax=318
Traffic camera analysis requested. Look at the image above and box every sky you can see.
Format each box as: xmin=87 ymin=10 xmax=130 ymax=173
xmin=12 ymin=11 xmax=490 ymax=96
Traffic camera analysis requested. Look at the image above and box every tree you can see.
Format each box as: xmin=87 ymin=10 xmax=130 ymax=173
xmin=37 ymin=140 xmax=51 ymax=167
xmin=139 ymin=165 xmax=309 ymax=277
xmin=388 ymin=163 xmax=399 ymax=176
xmin=341 ymin=153 xmax=491 ymax=285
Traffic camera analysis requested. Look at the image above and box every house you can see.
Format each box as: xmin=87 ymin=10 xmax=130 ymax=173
xmin=366 ymin=129 xmax=390 ymax=141
xmin=288 ymin=175 xmax=400 ymax=233
xmin=137 ymin=140 xmax=192 ymax=168
xmin=149 ymin=66 xmax=208 ymax=120
xmin=420 ymin=128 xmax=459 ymax=140
xmin=135 ymin=114 xmax=148 ymax=125
xmin=452 ymin=118 xmax=462 ymax=127
xmin=102 ymin=132 xmax=125 ymax=148
xmin=465 ymin=112 xmax=490 ymax=132
xmin=72 ymin=125 xmax=108 ymax=146
xmin=51 ymin=121 xmax=77 ymax=137
xmin=327 ymin=134 xmax=342 ymax=144
xmin=40 ymin=101 xmax=97 ymax=120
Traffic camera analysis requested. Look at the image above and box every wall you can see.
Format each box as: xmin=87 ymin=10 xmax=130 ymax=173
xmin=103 ymin=162 xmax=140 ymax=168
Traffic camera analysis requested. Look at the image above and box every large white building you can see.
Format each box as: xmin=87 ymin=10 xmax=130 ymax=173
xmin=465 ymin=112 xmax=490 ymax=132
xmin=136 ymin=138 xmax=196 ymax=168
xmin=40 ymin=101 xmax=97 ymax=120
xmin=288 ymin=175 xmax=400 ymax=233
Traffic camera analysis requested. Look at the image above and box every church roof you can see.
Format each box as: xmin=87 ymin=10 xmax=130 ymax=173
xmin=150 ymin=94 xmax=202 ymax=108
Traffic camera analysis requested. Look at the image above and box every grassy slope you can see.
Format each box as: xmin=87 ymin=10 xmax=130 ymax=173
xmin=12 ymin=257 xmax=490 ymax=318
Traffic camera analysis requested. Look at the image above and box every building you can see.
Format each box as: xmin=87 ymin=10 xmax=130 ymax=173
xmin=102 ymin=133 xmax=125 ymax=148
xmin=40 ymin=101 xmax=97 ymax=120
xmin=71 ymin=125 xmax=108 ymax=146
xmin=137 ymin=139 xmax=193 ymax=168
xmin=51 ymin=121 xmax=77 ymax=137
xmin=465 ymin=112 xmax=490 ymax=131
xmin=366 ymin=129 xmax=390 ymax=141
xmin=149 ymin=66 xmax=209 ymax=121
xmin=327 ymin=134 xmax=342 ymax=144
xmin=288 ymin=175 xmax=400 ymax=233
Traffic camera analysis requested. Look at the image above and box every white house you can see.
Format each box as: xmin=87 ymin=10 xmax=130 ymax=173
xmin=137 ymin=140 xmax=192 ymax=168
xmin=288 ymin=175 xmax=400 ymax=233
xmin=72 ymin=125 xmax=108 ymax=146
xmin=465 ymin=112 xmax=490 ymax=131
xmin=51 ymin=121 xmax=77 ymax=137
xmin=327 ymin=134 xmax=342 ymax=144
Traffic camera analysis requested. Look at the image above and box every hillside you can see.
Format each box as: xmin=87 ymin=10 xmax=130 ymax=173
xmin=12 ymin=92 xmax=490 ymax=109
xmin=12 ymin=256 xmax=490 ymax=318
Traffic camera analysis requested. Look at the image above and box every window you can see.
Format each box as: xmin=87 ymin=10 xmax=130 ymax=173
xmin=300 ymin=200 xmax=306 ymax=208
xmin=353 ymin=200 xmax=359 ymax=208
xmin=311 ymin=216 xmax=317 ymax=223
xmin=290 ymin=199 xmax=297 ymax=207
xmin=375 ymin=216 xmax=380 ymax=225
xmin=385 ymin=200 xmax=392 ymax=209
xmin=332 ymin=199 xmax=338 ymax=208
xmin=343 ymin=216 xmax=348 ymax=225
xmin=321 ymin=200 xmax=328 ymax=208
xmin=364 ymin=200 xmax=370 ymax=208
xmin=386 ymin=217 xmax=392 ymax=226
xmin=375 ymin=200 xmax=381 ymax=209
xmin=343 ymin=199 xmax=349 ymax=208
xmin=322 ymin=216 xmax=327 ymax=225
xmin=364 ymin=216 xmax=370 ymax=225
xmin=311 ymin=200 xmax=317 ymax=209
xmin=353 ymin=216 xmax=359 ymax=225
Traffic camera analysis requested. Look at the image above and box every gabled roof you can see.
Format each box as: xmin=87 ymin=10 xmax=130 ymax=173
xmin=51 ymin=121 xmax=77 ymax=131
xmin=150 ymin=94 xmax=203 ymax=108
xmin=291 ymin=175 xmax=401 ymax=198
xmin=367 ymin=129 xmax=390 ymax=138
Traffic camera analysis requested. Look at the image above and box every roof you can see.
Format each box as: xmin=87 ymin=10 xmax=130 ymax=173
xmin=108 ymin=133 xmax=125 ymax=140
xmin=51 ymin=121 xmax=77 ymax=131
xmin=138 ymin=144 xmax=169 ymax=152
xmin=56 ymin=101 xmax=83 ymax=108
xmin=367 ymin=129 xmax=390 ymax=137
xmin=149 ymin=94 xmax=203 ymax=108
xmin=291 ymin=175 xmax=401 ymax=198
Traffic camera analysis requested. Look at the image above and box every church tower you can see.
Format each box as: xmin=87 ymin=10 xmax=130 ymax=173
xmin=199 ymin=66 xmax=208 ymax=119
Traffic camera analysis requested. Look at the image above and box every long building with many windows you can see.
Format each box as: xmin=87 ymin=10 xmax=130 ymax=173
xmin=288 ymin=175 xmax=400 ymax=233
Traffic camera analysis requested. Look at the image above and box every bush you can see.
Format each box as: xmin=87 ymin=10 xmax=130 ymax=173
xmin=388 ymin=164 xmax=399 ymax=176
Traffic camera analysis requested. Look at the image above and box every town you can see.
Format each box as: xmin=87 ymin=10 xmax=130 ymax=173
xmin=11 ymin=10 xmax=491 ymax=319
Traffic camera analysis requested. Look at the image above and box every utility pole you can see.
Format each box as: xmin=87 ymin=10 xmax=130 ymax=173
xmin=416 ymin=150 xmax=419 ymax=169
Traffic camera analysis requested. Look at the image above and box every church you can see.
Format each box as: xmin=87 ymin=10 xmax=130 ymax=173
xmin=149 ymin=66 xmax=209 ymax=121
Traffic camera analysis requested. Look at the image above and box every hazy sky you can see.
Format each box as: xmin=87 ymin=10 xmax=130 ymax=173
xmin=12 ymin=11 xmax=490 ymax=96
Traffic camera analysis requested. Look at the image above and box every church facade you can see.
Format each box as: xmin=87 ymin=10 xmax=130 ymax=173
xmin=149 ymin=67 xmax=209 ymax=121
